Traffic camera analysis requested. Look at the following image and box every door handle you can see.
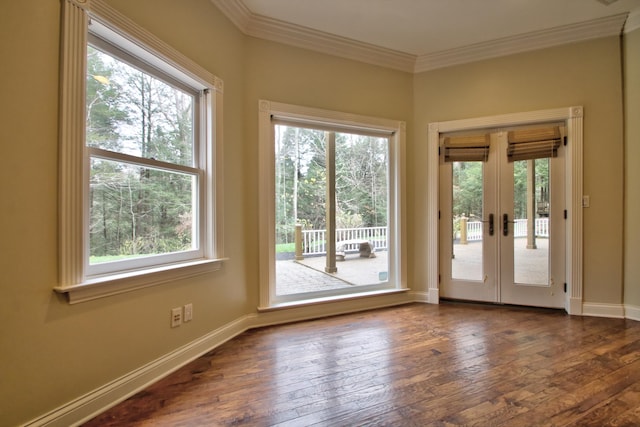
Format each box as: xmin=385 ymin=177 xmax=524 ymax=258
xmin=503 ymin=213 xmax=515 ymax=236
xmin=488 ymin=213 xmax=494 ymax=236
xmin=480 ymin=213 xmax=494 ymax=236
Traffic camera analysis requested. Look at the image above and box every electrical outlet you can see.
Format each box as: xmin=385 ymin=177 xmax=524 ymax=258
xmin=171 ymin=307 xmax=182 ymax=328
xmin=184 ymin=303 xmax=193 ymax=322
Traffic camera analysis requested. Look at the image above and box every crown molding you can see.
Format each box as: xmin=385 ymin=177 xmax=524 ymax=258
xmin=210 ymin=0 xmax=415 ymax=72
xmin=248 ymin=15 xmax=416 ymax=72
xmin=626 ymin=8 xmax=640 ymax=33
xmin=210 ymin=0 xmax=251 ymax=32
xmin=210 ymin=1 xmax=629 ymax=74
xmin=210 ymin=0 xmax=414 ymax=72
xmin=415 ymin=13 xmax=628 ymax=72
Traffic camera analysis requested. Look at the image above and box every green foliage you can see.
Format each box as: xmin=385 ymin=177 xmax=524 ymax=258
xmin=452 ymin=158 xmax=550 ymax=222
xmin=275 ymin=243 xmax=295 ymax=253
xmin=336 ymin=133 xmax=388 ymax=228
xmin=274 ymin=126 xmax=389 ymax=245
xmin=452 ymin=161 xmax=483 ymax=220
xmin=514 ymin=159 xmax=550 ymax=218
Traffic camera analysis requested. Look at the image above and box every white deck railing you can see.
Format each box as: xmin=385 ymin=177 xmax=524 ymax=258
xmin=463 ymin=218 xmax=549 ymax=241
xmin=301 ymin=226 xmax=387 ymax=255
xmin=298 ymin=219 xmax=546 ymax=255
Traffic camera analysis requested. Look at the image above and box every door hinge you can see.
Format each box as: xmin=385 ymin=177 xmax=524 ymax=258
xmin=438 ymin=274 xmax=441 ymax=284
xmin=438 ymin=210 xmax=441 ymax=220
xmin=564 ymin=283 xmax=567 ymax=293
xmin=563 ymin=136 xmax=568 ymax=146
xmin=438 ymin=146 xmax=441 ymax=156
xmin=564 ymin=209 xmax=567 ymax=219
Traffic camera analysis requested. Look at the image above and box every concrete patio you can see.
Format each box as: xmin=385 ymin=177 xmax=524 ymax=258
xmin=276 ymin=237 xmax=550 ymax=296
xmin=276 ymin=251 xmax=389 ymax=295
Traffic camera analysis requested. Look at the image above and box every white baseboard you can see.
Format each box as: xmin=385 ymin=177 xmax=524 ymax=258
xmin=24 ymin=314 xmax=256 ymax=427
xmin=24 ymin=292 xmax=411 ymax=427
xmin=625 ymin=304 xmax=640 ymax=322
xmin=428 ymin=288 xmax=440 ymax=304
xmin=567 ymin=297 xmax=583 ymax=315
xmin=582 ymin=302 xmax=625 ymax=319
xmin=409 ymin=290 xmax=430 ymax=303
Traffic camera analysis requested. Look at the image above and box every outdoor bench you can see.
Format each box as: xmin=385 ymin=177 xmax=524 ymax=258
xmin=336 ymin=240 xmax=376 ymax=261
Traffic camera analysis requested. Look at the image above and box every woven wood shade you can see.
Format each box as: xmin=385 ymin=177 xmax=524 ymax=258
xmin=507 ymin=126 xmax=561 ymax=162
xmin=442 ymin=134 xmax=490 ymax=162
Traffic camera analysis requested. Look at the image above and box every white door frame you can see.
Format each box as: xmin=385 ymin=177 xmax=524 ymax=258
xmin=427 ymin=106 xmax=584 ymax=315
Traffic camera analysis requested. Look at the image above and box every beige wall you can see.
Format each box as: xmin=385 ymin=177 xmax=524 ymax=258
xmin=411 ymin=37 xmax=625 ymax=304
xmin=0 ymin=1 xmax=249 ymax=425
xmin=0 ymin=1 xmax=632 ymax=425
xmin=244 ymin=37 xmax=414 ymax=119
xmin=624 ymin=28 xmax=640 ymax=307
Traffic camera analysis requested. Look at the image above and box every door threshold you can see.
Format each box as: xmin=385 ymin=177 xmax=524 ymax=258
xmin=440 ymin=298 xmax=567 ymax=314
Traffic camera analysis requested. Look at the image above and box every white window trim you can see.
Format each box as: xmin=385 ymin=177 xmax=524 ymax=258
xmin=427 ymin=106 xmax=584 ymax=314
xmin=258 ymin=100 xmax=407 ymax=310
xmin=55 ymin=0 xmax=226 ymax=304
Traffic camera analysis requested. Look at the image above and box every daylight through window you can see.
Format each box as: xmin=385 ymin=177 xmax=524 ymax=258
xmin=258 ymin=101 xmax=406 ymax=308
xmin=274 ymin=125 xmax=391 ymax=297
xmin=86 ymin=41 xmax=202 ymax=274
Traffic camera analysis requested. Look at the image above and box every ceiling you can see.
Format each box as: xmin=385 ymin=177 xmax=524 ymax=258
xmin=211 ymin=0 xmax=640 ymax=72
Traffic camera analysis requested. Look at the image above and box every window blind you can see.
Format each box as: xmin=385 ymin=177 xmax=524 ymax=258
xmin=271 ymin=116 xmax=394 ymax=138
xmin=442 ymin=134 xmax=490 ymax=162
xmin=507 ymin=126 xmax=561 ymax=162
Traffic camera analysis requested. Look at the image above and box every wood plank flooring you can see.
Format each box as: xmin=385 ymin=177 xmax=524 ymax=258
xmin=83 ymin=302 xmax=640 ymax=426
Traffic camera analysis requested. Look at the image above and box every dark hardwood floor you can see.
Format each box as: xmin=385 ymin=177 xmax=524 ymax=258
xmin=83 ymin=302 xmax=640 ymax=426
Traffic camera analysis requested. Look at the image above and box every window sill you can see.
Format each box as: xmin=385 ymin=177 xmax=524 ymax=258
xmin=257 ymin=288 xmax=410 ymax=312
xmin=54 ymin=258 xmax=227 ymax=304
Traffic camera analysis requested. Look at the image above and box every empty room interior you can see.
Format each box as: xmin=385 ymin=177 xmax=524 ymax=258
xmin=2 ymin=0 xmax=640 ymax=425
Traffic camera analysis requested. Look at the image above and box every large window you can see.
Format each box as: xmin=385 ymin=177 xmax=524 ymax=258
xmin=56 ymin=0 xmax=224 ymax=303
xmin=258 ymin=101 xmax=406 ymax=309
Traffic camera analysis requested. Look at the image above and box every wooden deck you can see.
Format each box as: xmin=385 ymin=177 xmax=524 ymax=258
xmin=83 ymin=302 xmax=640 ymax=426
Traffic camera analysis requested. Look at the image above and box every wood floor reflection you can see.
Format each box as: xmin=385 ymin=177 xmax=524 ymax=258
xmin=83 ymin=302 xmax=640 ymax=426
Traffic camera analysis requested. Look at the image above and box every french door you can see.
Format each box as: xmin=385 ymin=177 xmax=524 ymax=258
xmin=439 ymin=126 xmax=565 ymax=308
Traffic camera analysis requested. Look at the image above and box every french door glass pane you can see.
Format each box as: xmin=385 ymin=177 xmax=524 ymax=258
xmin=512 ymin=159 xmax=550 ymax=285
xmin=451 ymin=161 xmax=483 ymax=281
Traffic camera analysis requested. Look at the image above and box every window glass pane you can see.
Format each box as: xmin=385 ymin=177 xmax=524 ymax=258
xmin=451 ymin=161 xmax=484 ymax=281
xmin=86 ymin=46 xmax=194 ymax=167
xmin=273 ymin=125 xmax=390 ymax=297
xmin=335 ymin=132 xmax=389 ymax=285
xmin=89 ymin=158 xmax=196 ymax=264
xmin=274 ymin=126 xmax=331 ymax=296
